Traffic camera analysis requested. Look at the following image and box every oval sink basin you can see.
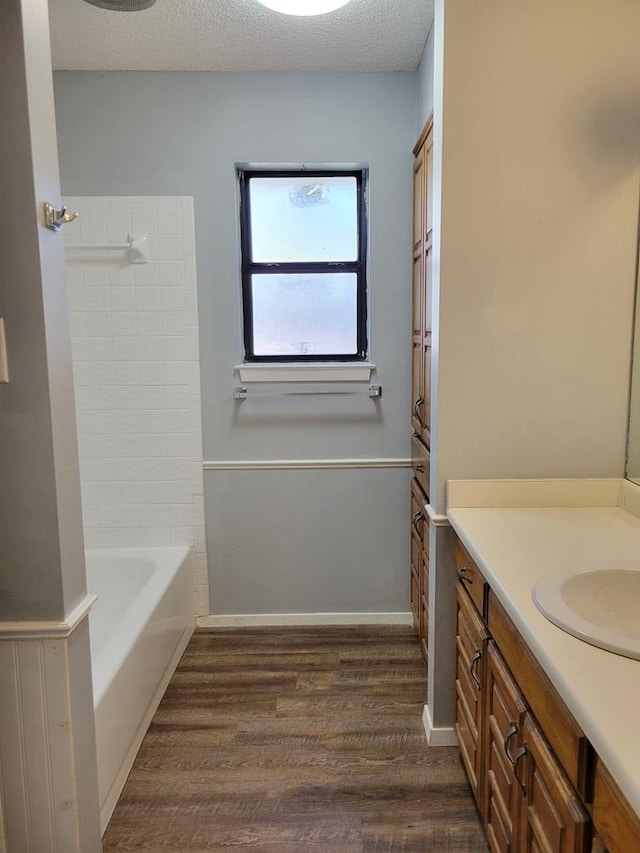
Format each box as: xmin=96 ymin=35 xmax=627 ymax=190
xmin=533 ymin=567 xmax=640 ymax=660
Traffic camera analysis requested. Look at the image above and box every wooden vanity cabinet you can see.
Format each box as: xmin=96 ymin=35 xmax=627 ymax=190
xmin=453 ymin=538 xmax=591 ymax=853
xmin=487 ymin=592 xmax=590 ymax=797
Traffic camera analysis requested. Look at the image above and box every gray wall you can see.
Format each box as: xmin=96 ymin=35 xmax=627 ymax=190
xmin=54 ymin=72 xmax=417 ymax=615
xmin=417 ymin=25 xmax=435 ymax=130
xmin=0 ymin=0 xmax=86 ymax=621
xmin=431 ymin=0 xmax=640 ymax=512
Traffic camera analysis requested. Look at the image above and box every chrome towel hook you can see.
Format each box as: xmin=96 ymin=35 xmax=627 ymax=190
xmin=44 ymin=202 xmax=79 ymax=232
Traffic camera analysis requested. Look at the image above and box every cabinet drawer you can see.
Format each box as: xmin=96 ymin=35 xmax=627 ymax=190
xmin=411 ymin=435 xmax=430 ymax=498
xmin=487 ymin=590 xmax=590 ymax=795
xmin=455 ymin=540 xmax=487 ymax=618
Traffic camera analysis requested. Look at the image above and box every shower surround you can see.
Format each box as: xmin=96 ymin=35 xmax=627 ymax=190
xmin=64 ymin=196 xmax=209 ymax=616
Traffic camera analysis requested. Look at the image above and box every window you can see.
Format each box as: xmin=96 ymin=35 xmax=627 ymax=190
xmin=239 ymin=169 xmax=368 ymax=362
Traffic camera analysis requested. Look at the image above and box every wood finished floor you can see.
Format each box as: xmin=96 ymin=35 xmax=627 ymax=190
xmin=103 ymin=626 xmax=488 ymax=852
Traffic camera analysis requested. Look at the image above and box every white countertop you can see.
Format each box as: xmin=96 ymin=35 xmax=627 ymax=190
xmin=446 ymin=489 xmax=640 ymax=816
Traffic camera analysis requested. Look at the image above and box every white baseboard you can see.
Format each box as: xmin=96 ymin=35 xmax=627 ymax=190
xmin=99 ymin=623 xmax=194 ymax=834
xmin=422 ymin=704 xmax=458 ymax=747
xmin=197 ymin=612 xmax=414 ymax=628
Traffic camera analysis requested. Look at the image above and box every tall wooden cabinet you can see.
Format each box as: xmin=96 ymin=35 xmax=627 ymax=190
xmin=410 ymin=117 xmax=434 ymax=669
xmin=411 ymin=119 xmax=433 ymax=448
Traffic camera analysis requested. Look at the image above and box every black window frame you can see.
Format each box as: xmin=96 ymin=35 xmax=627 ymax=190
xmin=238 ymin=168 xmax=368 ymax=363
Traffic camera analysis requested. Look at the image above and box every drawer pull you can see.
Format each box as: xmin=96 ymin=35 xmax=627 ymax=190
xmin=513 ymin=745 xmax=528 ymax=794
xmin=503 ymin=723 xmax=518 ymax=763
xmin=412 ymin=511 xmax=424 ymax=533
xmin=415 ymin=464 xmax=425 ymax=473
xmin=414 ymin=397 xmax=424 ymax=421
xmin=470 ymin=650 xmax=482 ymax=688
xmin=459 ymin=566 xmax=474 ymax=585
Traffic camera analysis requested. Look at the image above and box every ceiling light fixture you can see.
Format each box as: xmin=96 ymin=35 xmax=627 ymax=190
xmin=255 ymin=0 xmax=352 ymax=16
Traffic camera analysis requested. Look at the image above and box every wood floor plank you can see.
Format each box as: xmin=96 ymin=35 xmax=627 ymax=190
xmin=103 ymin=626 xmax=487 ymax=852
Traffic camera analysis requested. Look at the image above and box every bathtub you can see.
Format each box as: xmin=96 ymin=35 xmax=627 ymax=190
xmin=87 ymin=547 xmax=194 ymax=833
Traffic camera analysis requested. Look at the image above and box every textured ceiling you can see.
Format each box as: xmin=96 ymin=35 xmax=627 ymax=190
xmin=49 ymin=0 xmax=434 ymax=72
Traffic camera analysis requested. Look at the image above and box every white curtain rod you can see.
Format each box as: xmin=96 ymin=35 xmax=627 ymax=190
xmin=233 ymin=384 xmax=381 ymax=400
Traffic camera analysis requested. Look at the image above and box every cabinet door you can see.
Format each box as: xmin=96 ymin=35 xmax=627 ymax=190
xmin=425 ymin=137 xmax=434 ymax=241
xmin=410 ymin=479 xmax=427 ymax=662
xmin=412 ymin=251 xmax=423 ymax=338
xmin=411 ymin=256 xmax=425 ymax=436
xmin=411 ymin=341 xmax=424 ymax=435
xmin=418 ymin=485 xmax=430 ymax=666
xmin=420 ymin=543 xmax=429 ymax=666
xmin=593 ymin=759 xmax=640 ymax=853
xmin=455 ymin=584 xmax=488 ymax=809
xmin=484 ymin=642 xmax=527 ymax=853
xmin=410 ymin=486 xmax=423 ymax=633
xmin=413 ymin=150 xmax=424 ymax=252
xmin=421 ymin=336 xmax=432 ymax=447
xmin=519 ymin=714 xmax=590 ymax=853
xmin=411 ymin=337 xmax=431 ymax=447
xmin=423 ymin=243 xmax=432 ymax=334
xmin=411 ymin=124 xmax=433 ymax=449
xmin=410 ymin=541 xmax=420 ymax=632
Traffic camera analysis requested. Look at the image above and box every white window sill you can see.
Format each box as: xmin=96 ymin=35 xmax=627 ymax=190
xmin=235 ymin=363 xmax=376 ymax=383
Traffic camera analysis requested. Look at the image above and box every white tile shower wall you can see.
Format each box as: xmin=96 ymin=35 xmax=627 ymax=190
xmin=64 ymin=197 xmax=209 ymax=615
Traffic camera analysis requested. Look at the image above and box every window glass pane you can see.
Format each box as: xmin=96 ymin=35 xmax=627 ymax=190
xmin=249 ymin=176 xmax=358 ymax=263
xmin=251 ymin=273 xmax=358 ymax=356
